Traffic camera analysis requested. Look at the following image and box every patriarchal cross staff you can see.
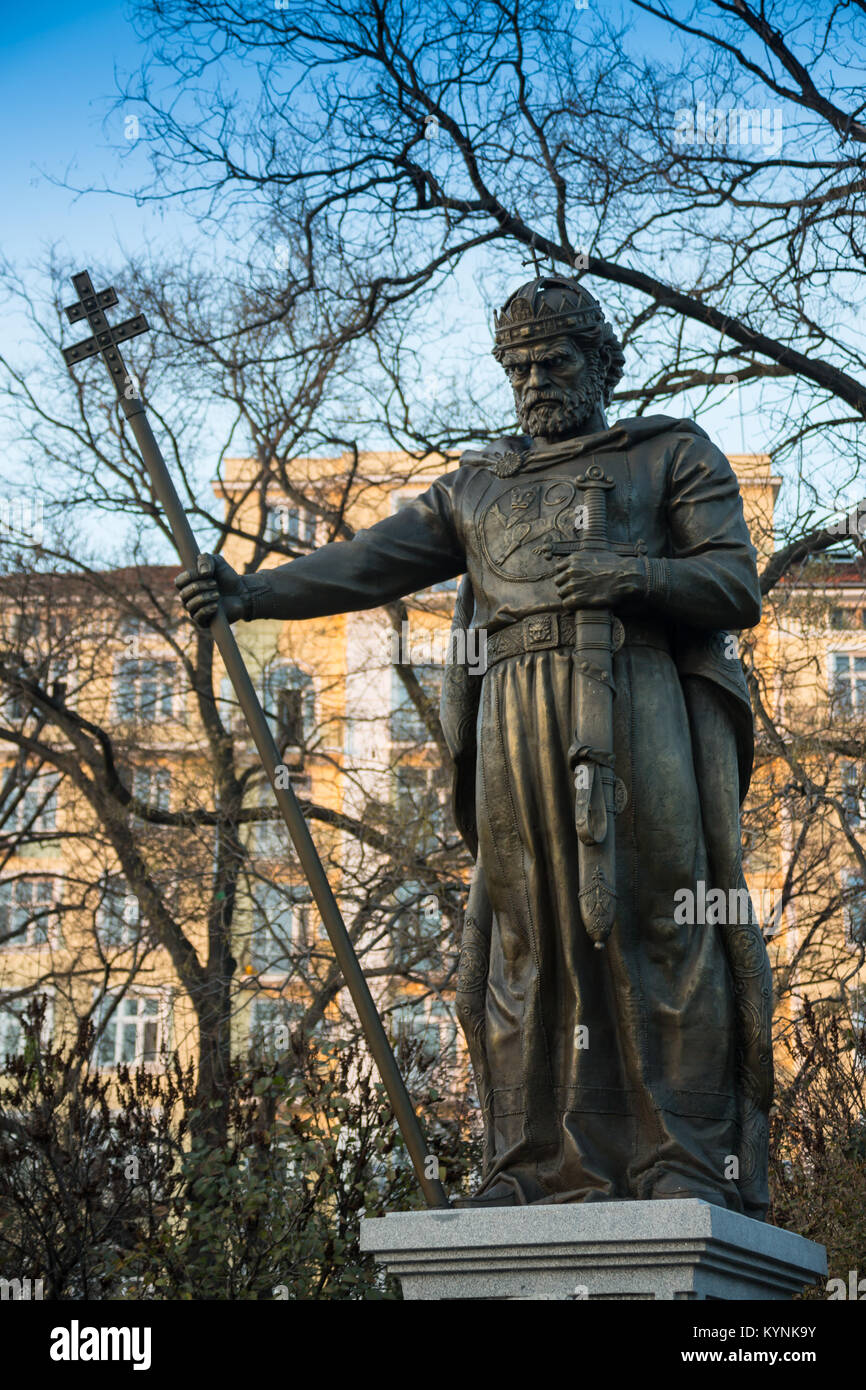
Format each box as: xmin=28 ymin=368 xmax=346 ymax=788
xmin=60 ymin=269 xmax=449 ymax=1211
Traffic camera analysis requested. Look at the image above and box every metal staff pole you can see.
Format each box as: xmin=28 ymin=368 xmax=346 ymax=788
xmin=61 ymin=268 xmax=449 ymax=1210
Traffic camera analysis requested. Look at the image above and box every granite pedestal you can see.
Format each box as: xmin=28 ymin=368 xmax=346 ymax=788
xmin=360 ymin=1200 xmax=827 ymax=1300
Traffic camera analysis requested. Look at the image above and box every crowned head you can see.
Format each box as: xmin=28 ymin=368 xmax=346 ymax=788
xmin=492 ymin=275 xmax=625 ymax=442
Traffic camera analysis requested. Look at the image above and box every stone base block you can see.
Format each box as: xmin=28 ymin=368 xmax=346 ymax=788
xmin=360 ymin=1200 xmax=827 ymax=1301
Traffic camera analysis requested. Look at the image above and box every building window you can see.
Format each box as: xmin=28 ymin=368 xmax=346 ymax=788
xmin=49 ymin=657 xmax=71 ymax=702
xmin=114 ymin=658 xmax=175 ymax=722
xmin=7 ymin=772 xmax=58 ymax=834
xmin=829 ymin=606 xmax=858 ymax=630
xmin=249 ymin=881 xmax=310 ymax=976
xmin=248 ymin=994 xmax=306 ymax=1057
xmin=849 ymin=987 xmax=866 ymax=1063
xmin=277 ymin=687 xmax=305 ymax=746
xmin=262 ymin=664 xmax=313 ymax=753
xmin=2 ymin=682 xmax=30 ymax=724
xmin=218 ymin=676 xmax=238 ymax=730
xmin=390 ymin=665 xmax=443 ymax=744
xmin=249 ymin=784 xmax=286 ymax=859
xmin=841 ymin=871 xmax=866 ymax=946
xmin=132 ymin=766 xmax=171 ymax=813
xmin=393 ymin=767 xmax=445 ymax=853
xmin=95 ymin=875 xmax=142 ymax=947
xmin=119 ymin=615 xmax=146 ymax=657
xmin=2 ymin=658 xmax=69 ymax=722
xmin=267 ymin=504 xmax=317 ymax=546
xmin=832 ymin=653 xmax=866 ymax=712
xmin=94 ymin=993 xmax=168 ymax=1068
xmin=0 ymin=877 xmax=56 ymax=949
xmin=841 ymin=761 xmax=864 ymax=827
xmin=391 ymin=880 xmax=441 ymax=971
xmin=0 ymin=999 xmax=26 ymax=1061
xmin=0 ymin=992 xmax=52 ymax=1065
xmin=390 ymin=1001 xmax=457 ymax=1071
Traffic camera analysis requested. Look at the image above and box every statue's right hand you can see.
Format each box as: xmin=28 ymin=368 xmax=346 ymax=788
xmin=175 ymin=553 xmax=247 ymax=628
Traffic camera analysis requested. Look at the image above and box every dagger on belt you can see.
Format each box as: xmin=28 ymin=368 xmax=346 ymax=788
xmin=545 ymin=463 xmax=641 ymax=950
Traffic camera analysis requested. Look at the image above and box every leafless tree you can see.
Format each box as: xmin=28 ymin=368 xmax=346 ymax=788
xmin=0 ymin=262 xmax=470 ymax=1149
xmin=4 ymin=0 xmax=866 ymax=1174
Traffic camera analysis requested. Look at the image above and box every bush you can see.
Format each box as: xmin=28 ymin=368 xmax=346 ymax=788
xmin=768 ymin=997 xmax=866 ymax=1298
xmin=0 ymin=1006 xmax=480 ymax=1300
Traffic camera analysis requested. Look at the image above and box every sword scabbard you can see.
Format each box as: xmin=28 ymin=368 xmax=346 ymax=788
xmin=554 ymin=465 xmax=620 ymax=948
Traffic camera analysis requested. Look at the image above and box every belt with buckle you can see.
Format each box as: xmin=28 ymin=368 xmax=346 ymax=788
xmin=484 ymin=611 xmax=671 ymax=671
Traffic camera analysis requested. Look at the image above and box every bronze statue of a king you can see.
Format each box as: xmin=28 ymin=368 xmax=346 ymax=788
xmin=177 ymin=274 xmax=774 ymax=1218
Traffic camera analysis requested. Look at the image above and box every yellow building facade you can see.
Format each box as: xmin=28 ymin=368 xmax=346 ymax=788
xmin=1 ymin=447 xmax=862 ymax=1094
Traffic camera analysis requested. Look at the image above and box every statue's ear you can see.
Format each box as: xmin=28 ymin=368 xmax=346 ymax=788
xmin=596 ymin=326 xmax=626 ymax=406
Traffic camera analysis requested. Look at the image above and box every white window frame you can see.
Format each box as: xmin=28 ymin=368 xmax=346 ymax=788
xmin=261 ymin=661 xmax=314 ymax=752
xmin=392 ymin=764 xmax=447 ymax=854
xmin=391 ymin=880 xmax=441 ymax=971
xmin=841 ymin=869 xmax=866 ymax=948
xmin=840 ymin=760 xmax=866 ymax=828
xmin=247 ymin=993 xmax=305 ymax=1055
xmin=248 ymin=783 xmax=287 ymax=859
xmin=829 ymin=650 xmax=866 ymax=714
xmin=0 ymin=876 xmax=59 ymax=949
xmin=390 ymin=999 xmax=458 ymax=1071
xmin=248 ymin=880 xmax=310 ymax=979
xmin=0 ymin=988 xmax=53 ymax=1064
xmin=266 ymin=502 xmax=318 ymax=547
xmin=7 ymin=771 xmax=59 ymax=835
xmin=828 ymin=603 xmax=862 ymax=632
xmin=92 ymin=990 xmax=171 ymax=1070
xmin=1 ymin=656 xmax=74 ymax=720
xmin=95 ymin=875 xmax=142 ymax=948
xmin=131 ymin=765 xmax=171 ymax=814
xmin=113 ymin=656 xmax=176 ymax=723
xmin=390 ymin=664 xmax=444 ymax=746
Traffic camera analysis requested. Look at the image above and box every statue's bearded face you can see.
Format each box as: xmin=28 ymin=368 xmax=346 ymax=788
xmin=502 ymin=337 xmax=600 ymax=441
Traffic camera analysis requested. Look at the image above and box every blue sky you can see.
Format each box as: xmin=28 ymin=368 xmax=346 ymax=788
xmin=1 ymin=1 xmax=185 ymax=271
xmin=0 ymin=0 xmax=825 ymax=551
xmin=0 ymin=2 xmax=248 ymax=562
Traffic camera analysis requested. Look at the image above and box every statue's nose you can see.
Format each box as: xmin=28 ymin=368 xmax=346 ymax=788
xmin=527 ymin=362 xmax=545 ymax=388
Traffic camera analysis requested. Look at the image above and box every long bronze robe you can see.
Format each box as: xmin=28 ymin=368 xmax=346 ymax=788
xmin=245 ymin=414 xmax=774 ymax=1217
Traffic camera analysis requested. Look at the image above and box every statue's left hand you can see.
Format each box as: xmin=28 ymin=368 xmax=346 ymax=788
xmin=554 ymin=552 xmax=646 ymax=609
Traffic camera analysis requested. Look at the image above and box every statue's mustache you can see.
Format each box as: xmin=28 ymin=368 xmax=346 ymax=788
xmin=522 ymin=387 xmax=570 ymax=409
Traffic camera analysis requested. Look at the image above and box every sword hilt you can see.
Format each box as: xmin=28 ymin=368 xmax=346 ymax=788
xmin=574 ymin=465 xmax=614 ymax=549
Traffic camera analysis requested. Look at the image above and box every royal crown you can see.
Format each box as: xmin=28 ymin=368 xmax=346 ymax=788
xmin=492 ymin=276 xmax=606 ymax=357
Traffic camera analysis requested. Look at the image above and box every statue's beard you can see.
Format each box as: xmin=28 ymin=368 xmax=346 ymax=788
xmin=516 ymin=374 xmax=601 ymax=440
